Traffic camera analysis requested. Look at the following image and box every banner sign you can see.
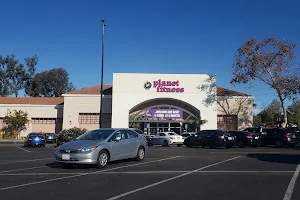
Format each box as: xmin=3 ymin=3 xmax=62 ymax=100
xmin=143 ymin=109 xmax=183 ymax=119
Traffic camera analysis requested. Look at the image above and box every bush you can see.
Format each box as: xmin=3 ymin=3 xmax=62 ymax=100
xmin=57 ymin=127 xmax=87 ymax=146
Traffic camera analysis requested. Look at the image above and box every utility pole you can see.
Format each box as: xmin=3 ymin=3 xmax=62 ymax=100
xmin=99 ymin=20 xmax=106 ymax=128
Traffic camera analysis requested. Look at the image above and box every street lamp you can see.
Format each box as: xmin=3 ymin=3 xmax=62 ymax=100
xmin=99 ymin=20 xmax=106 ymax=128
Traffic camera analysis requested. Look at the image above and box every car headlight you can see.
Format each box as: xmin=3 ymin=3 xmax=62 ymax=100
xmin=80 ymin=146 xmax=98 ymax=152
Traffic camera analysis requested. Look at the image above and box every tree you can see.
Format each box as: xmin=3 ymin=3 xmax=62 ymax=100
xmin=287 ymin=100 xmax=300 ymax=126
xmin=187 ymin=118 xmax=207 ymax=132
xmin=25 ymin=67 xmax=75 ymax=97
xmin=3 ymin=110 xmax=29 ymax=139
xmin=0 ymin=54 xmax=38 ymax=97
xmin=257 ymin=99 xmax=282 ymax=125
xmin=231 ymin=36 xmax=300 ymax=127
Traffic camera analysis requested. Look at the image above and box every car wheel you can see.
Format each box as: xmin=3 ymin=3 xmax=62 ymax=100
xmin=289 ymin=144 xmax=296 ymax=148
xmin=225 ymin=145 xmax=231 ymax=149
xmin=177 ymin=144 xmax=183 ymax=147
xmin=96 ymin=150 xmax=110 ymax=168
xmin=62 ymin=163 xmax=73 ymax=169
xmin=136 ymin=147 xmax=145 ymax=161
xmin=163 ymin=140 xmax=169 ymax=147
xmin=238 ymin=141 xmax=245 ymax=148
xmin=275 ymin=140 xmax=283 ymax=148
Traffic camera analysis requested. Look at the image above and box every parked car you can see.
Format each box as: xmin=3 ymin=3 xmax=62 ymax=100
xmin=150 ymin=132 xmax=184 ymax=147
xmin=227 ymin=130 xmax=260 ymax=148
xmin=55 ymin=128 xmax=148 ymax=168
xmin=44 ymin=133 xmax=57 ymax=143
xmin=183 ymin=130 xmax=236 ymax=148
xmin=181 ymin=132 xmax=196 ymax=139
xmin=24 ymin=133 xmax=46 ymax=147
xmin=244 ymin=127 xmax=300 ymax=148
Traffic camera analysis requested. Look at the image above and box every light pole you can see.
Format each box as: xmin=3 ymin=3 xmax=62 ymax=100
xmin=99 ymin=20 xmax=106 ymax=128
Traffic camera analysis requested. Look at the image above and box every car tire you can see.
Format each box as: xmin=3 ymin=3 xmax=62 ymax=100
xmin=238 ymin=141 xmax=245 ymax=148
xmin=135 ymin=147 xmax=145 ymax=161
xmin=62 ymin=163 xmax=73 ymax=169
xmin=96 ymin=150 xmax=110 ymax=168
xmin=275 ymin=140 xmax=283 ymax=148
xmin=177 ymin=144 xmax=183 ymax=147
xmin=163 ymin=140 xmax=169 ymax=147
xmin=289 ymin=144 xmax=296 ymax=148
xmin=225 ymin=145 xmax=231 ymax=149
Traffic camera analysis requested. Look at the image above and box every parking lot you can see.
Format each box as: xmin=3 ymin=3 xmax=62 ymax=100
xmin=0 ymin=143 xmax=300 ymax=200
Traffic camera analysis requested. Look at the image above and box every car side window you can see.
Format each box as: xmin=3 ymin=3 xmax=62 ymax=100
xmin=109 ymin=131 xmax=121 ymax=142
xmin=120 ymin=130 xmax=128 ymax=140
xmin=127 ymin=130 xmax=138 ymax=138
xmin=159 ymin=133 xmax=165 ymax=137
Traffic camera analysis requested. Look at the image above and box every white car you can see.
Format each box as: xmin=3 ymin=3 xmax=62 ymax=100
xmin=181 ymin=132 xmax=196 ymax=139
xmin=151 ymin=132 xmax=184 ymax=147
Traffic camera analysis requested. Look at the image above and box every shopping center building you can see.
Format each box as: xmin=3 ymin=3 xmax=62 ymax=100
xmin=0 ymin=73 xmax=253 ymax=138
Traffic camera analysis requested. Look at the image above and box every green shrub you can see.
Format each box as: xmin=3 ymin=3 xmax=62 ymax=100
xmin=57 ymin=127 xmax=87 ymax=144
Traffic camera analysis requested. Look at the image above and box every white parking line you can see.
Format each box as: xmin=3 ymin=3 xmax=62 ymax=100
xmin=105 ymin=156 xmax=241 ymax=200
xmin=17 ymin=147 xmax=30 ymax=152
xmin=0 ymin=166 xmax=47 ymax=174
xmin=0 ymin=158 xmax=53 ymax=165
xmin=283 ymin=163 xmax=300 ymax=200
xmin=0 ymin=156 xmax=180 ymax=191
xmin=0 ymin=170 xmax=295 ymax=176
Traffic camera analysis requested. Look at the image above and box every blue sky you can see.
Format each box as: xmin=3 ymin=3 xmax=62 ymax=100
xmin=1 ymin=0 xmax=300 ymax=114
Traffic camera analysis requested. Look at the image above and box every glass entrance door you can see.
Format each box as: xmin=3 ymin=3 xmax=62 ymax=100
xmin=148 ymin=122 xmax=182 ymax=135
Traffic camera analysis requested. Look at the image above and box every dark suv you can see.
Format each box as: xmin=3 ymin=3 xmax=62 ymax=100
xmin=243 ymin=127 xmax=300 ymax=148
xmin=184 ymin=130 xmax=236 ymax=148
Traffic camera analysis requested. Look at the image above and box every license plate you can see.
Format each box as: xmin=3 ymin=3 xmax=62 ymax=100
xmin=35 ymin=137 xmax=38 ymax=141
xmin=292 ymin=135 xmax=297 ymax=138
xmin=227 ymin=137 xmax=233 ymax=140
xmin=255 ymin=136 xmax=259 ymax=139
xmin=62 ymin=154 xmax=70 ymax=160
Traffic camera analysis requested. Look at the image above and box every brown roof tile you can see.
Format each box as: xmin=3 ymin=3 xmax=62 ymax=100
xmin=67 ymin=85 xmax=250 ymax=96
xmin=66 ymin=85 xmax=112 ymax=95
xmin=217 ymin=87 xmax=250 ymax=96
xmin=0 ymin=97 xmax=64 ymax=105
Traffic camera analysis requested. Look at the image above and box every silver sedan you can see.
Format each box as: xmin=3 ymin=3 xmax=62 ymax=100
xmin=55 ymin=128 xmax=148 ymax=168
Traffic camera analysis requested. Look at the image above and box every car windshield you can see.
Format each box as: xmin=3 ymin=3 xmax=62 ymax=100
xmin=76 ymin=129 xmax=115 ymax=140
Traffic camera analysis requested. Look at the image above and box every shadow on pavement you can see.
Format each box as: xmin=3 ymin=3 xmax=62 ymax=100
xmin=246 ymin=153 xmax=300 ymax=164
xmin=46 ymin=158 xmax=137 ymax=169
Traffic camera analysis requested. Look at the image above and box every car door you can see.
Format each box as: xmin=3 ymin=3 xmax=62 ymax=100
xmin=126 ymin=130 xmax=140 ymax=157
xmin=108 ymin=130 xmax=129 ymax=161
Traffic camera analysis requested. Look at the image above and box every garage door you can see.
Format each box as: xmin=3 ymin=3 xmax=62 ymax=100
xmin=217 ymin=115 xmax=238 ymax=130
xmin=78 ymin=113 xmax=111 ymax=130
xmin=31 ymin=118 xmax=56 ymax=133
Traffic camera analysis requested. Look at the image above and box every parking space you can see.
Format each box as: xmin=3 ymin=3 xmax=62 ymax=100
xmin=0 ymin=143 xmax=299 ymax=200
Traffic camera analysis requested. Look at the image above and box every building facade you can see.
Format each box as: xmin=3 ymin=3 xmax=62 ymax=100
xmin=0 ymin=73 xmax=253 ymax=138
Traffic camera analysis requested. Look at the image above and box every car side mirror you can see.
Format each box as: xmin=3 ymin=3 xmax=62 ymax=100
xmin=114 ymin=136 xmax=121 ymax=142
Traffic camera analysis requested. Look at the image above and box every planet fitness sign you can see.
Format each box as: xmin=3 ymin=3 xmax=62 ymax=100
xmin=144 ymin=79 xmax=184 ymax=93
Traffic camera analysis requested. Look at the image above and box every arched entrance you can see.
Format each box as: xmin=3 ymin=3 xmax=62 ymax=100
xmin=128 ymin=98 xmax=201 ymax=134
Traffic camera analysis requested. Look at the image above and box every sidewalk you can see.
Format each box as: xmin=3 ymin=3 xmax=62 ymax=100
xmin=0 ymin=139 xmax=23 ymax=143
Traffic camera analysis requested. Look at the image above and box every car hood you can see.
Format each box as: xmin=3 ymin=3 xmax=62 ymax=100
xmin=59 ymin=140 xmax=106 ymax=150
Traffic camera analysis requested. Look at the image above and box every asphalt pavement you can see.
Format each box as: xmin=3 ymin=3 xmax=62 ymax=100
xmin=0 ymin=142 xmax=299 ymax=200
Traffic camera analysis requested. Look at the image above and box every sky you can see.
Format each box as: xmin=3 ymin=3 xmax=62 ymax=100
xmin=1 ymin=0 xmax=300 ymax=114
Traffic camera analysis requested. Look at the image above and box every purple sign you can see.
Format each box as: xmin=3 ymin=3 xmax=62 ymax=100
xmin=143 ymin=109 xmax=183 ymax=119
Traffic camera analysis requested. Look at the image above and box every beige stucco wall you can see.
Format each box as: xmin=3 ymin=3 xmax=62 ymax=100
xmin=217 ymin=96 xmax=253 ymax=130
xmin=0 ymin=104 xmax=63 ymax=138
xmin=62 ymin=95 xmax=112 ymax=129
xmin=111 ymin=73 xmax=218 ymax=130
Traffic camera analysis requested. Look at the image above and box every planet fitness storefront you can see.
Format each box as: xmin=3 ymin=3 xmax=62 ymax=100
xmin=111 ymin=73 xmax=217 ymax=134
